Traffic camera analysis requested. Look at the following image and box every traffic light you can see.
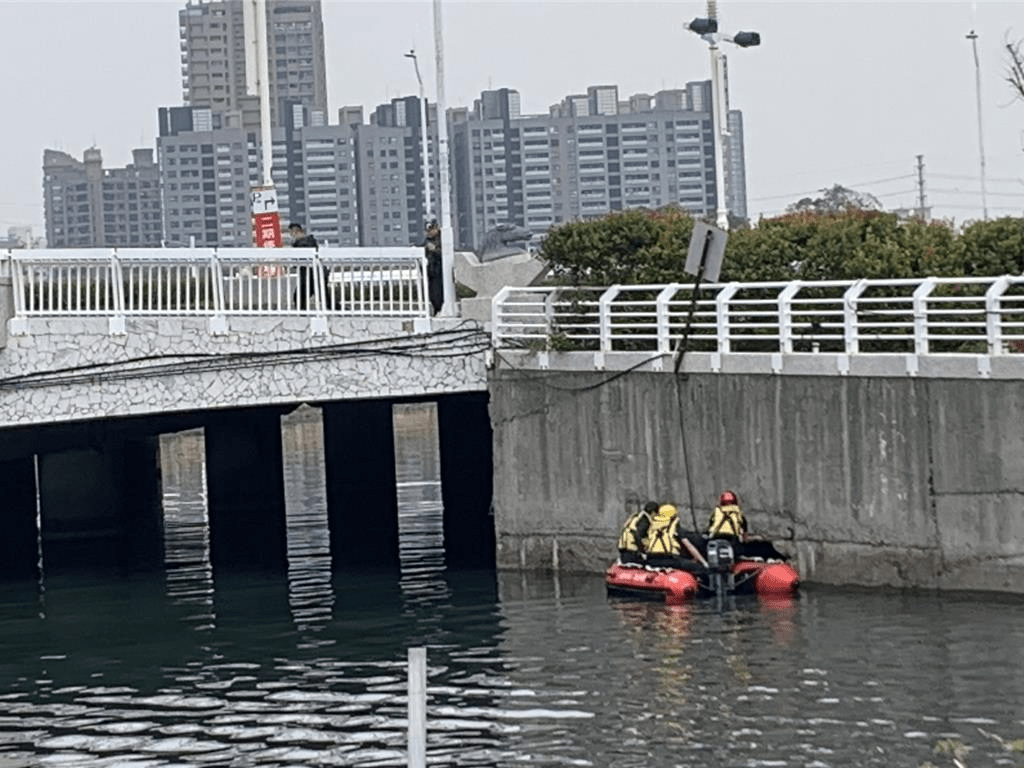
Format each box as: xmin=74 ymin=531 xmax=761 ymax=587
xmin=732 ymin=31 xmax=761 ymax=47
xmin=686 ymin=17 xmax=718 ymax=35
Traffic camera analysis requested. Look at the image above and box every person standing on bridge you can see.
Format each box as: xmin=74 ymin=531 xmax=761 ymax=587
xmin=289 ymin=222 xmax=321 ymax=310
xmin=421 ymin=219 xmax=443 ymax=316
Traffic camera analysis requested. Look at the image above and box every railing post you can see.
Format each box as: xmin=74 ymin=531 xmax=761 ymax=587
xmin=715 ymin=283 xmax=740 ymax=354
xmin=985 ymin=276 xmax=1011 ymax=355
xmin=656 ymin=283 xmax=681 ymax=356
xmin=491 ymin=286 xmax=511 ymax=347
xmin=843 ymin=279 xmax=868 ymax=355
xmin=311 ymin=251 xmax=327 ymax=336
xmin=418 ymin=254 xmax=429 ymax=318
xmin=209 ymin=252 xmax=227 ymax=335
xmin=912 ymin=278 xmax=936 ymax=356
xmin=109 ymin=250 xmax=126 ymax=335
xmin=407 ymin=646 xmax=427 ymax=768
xmin=0 ymin=252 xmax=13 ymax=345
xmin=543 ymin=290 xmax=556 ymax=338
xmin=599 ymin=285 xmax=622 ymax=353
xmin=778 ymin=282 xmax=801 ymax=353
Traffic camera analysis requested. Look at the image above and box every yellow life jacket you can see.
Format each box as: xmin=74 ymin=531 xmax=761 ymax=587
xmin=707 ymin=503 xmax=746 ymax=539
xmin=617 ymin=510 xmax=651 ymax=552
xmin=645 ymin=508 xmax=681 ymax=555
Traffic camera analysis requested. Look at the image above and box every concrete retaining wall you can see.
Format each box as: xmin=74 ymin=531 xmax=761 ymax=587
xmin=488 ymin=369 xmax=1024 ymax=593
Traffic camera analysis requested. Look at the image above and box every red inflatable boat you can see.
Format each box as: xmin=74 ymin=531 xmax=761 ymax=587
xmin=605 ymin=537 xmax=800 ymax=605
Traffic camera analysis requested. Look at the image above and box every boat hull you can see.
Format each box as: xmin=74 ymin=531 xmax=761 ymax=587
xmin=606 ymin=560 xmax=799 ymax=604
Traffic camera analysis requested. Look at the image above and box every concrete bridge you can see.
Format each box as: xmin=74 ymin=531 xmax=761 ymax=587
xmin=4 ymin=252 xmax=1024 ymax=595
xmin=0 ymin=247 xmax=488 ymax=428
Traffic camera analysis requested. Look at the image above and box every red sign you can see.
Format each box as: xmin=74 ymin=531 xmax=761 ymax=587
xmin=253 ymin=211 xmax=282 ymax=248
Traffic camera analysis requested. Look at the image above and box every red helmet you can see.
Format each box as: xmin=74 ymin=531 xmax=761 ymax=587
xmin=719 ymin=490 xmax=738 ymax=505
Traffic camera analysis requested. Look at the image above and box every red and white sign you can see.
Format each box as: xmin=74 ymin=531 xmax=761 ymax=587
xmin=251 ymin=185 xmax=282 ymax=247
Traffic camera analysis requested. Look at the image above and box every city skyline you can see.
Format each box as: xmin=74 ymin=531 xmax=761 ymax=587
xmin=3 ymin=0 xmax=1023 ymax=236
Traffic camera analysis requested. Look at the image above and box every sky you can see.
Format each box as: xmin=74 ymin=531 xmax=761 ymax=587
xmin=1 ymin=0 xmax=1022 ymax=237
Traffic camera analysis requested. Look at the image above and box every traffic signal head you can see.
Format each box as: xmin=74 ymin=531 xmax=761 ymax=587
xmin=686 ymin=17 xmax=718 ymax=35
xmin=732 ymin=30 xmax=761 ymax=47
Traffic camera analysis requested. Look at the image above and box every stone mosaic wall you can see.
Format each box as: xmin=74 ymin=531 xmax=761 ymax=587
xmin=0 ymin=316 xmax=488 ymax=428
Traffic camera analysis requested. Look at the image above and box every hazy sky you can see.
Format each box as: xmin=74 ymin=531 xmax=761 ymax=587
xmin=2 ymin=0 xmax=1022 ymax=236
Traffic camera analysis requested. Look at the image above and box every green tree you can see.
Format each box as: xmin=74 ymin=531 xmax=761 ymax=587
xmin=956 ymin=217 xmax=1024 ymax=275
xmin=539 ymin=207 xmax=1021 ymax=286
xmin=540 ymin=207 xmax=695 ymax=285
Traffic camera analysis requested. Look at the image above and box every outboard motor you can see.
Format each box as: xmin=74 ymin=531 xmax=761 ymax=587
xmin=705 ymin=539 xmax=735 ymax=595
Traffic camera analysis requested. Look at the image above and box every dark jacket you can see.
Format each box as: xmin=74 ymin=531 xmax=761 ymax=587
xmin=292 ymin=233 xmax=318 ymax=248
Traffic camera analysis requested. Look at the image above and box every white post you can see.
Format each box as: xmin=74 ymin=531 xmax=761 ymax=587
xmin=253 ymin=0 xmax=273 ymax=187
xmin=407 ymin=647 xmax=427 ymax=768
xmin=709 ymin=42 xmax=729 ymax=230
xmin=433 ymin=0 xmax=457 ymax=316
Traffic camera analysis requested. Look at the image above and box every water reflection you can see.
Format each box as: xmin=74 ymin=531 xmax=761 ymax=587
xmin=392 ymin=402 xmax=449 ymax=607
xmin=280 ymin=405 xmax=335 ymax=644
xmin=159 ymin=428 xmax=215 ymax=632
xmin=2 ymin=572 xmax=1024 ymax=766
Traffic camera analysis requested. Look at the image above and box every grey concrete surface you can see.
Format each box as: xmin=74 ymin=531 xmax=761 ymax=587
xmin=488 ymin=368 xmax=1024 ymax=594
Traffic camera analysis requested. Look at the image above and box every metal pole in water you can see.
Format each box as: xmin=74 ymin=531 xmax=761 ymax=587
xmin=407 ymin=646 xmax=426 ymax=768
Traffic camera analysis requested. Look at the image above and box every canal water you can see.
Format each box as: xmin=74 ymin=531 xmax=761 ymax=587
xmin=2 ymin=405 xmax=1024 ymax=767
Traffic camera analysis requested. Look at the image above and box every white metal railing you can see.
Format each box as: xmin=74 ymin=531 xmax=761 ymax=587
xmin=492 ymin=277 xmax=1024 ymax=357
xmin=7 ymin=246 xmax=429 ymax=320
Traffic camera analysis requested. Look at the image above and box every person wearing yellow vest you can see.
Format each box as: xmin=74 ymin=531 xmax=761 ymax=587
xmin=644 ymin=503 xmax=684 ymax=568
xmin=706 ymin=489 xmax=748 ymax=542
xmin=617 ymin=500 xmax=657 ymax=565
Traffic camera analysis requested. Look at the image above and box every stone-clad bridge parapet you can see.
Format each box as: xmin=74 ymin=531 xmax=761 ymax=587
xmin=0 ymin=248 xmax=487 ymax=428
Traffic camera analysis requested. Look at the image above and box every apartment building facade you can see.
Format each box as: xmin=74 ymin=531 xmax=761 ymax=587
xmin=156 ymin=106 xmax=258 ymax=247
xmin=43 ymin=148 xmax=162 ymax=248
xmin=451 ymin=82 xmax=745 ymax=251
xmin=178 ymin=0 xmax=327 ymax=129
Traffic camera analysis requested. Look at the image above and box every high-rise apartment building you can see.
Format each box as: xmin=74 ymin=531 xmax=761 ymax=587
xmin=296 ymin=124 xmax=359 ymax=245
xmin=450 ymin=83 xmax=746 ymax=251
xmin=179 ymin=0 xmax=327 ymax=129
xmin=43 ymin=148 xmax=162 ymax=248
xmin=157 ymin=106 xmax=259 ymax=246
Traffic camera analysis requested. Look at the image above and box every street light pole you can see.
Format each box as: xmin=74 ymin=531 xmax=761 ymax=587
xmin=685 ymin=9 xmax=759 ymax=233
xmin=432 ymin=0 xmax=456 ymax=316
xmin=404 ymin=49 xmax=433 ymax=226
xmin=708 ymin=41 xmax=729 ymax=230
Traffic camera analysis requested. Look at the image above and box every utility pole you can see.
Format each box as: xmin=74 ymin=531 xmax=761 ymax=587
xmin=967 ymin=27 xmax=989 ymax=220
xmin=915 ymin=154 xmax=928 ymax=220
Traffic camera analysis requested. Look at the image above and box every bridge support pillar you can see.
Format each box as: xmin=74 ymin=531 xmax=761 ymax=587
xmin=0 ymin=456 xmax=39 ymax=579
xmin=438 ymin=393 xmax=495 ymax=568
xmin=35 ymin=439 xmax=162 ymax=573
xmin=324 ymin=400 xmax=399 ymax=568
xmin=204 ymin=408 xmax=288 ymax=571
xmin=38 ymin=448 xmax=122 ymax=571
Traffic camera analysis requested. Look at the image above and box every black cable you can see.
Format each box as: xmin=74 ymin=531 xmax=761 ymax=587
xmin=0 ymin=325 xmax=490 ymax=390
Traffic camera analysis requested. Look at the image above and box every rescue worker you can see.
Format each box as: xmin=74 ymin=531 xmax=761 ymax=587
xmin=644 ymin=503 xmax=684 ymax=568
xmin=617 ymin=501 xmax=657 ymax=565
xmin=706 ymin=489 xmax=748 ymax=542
